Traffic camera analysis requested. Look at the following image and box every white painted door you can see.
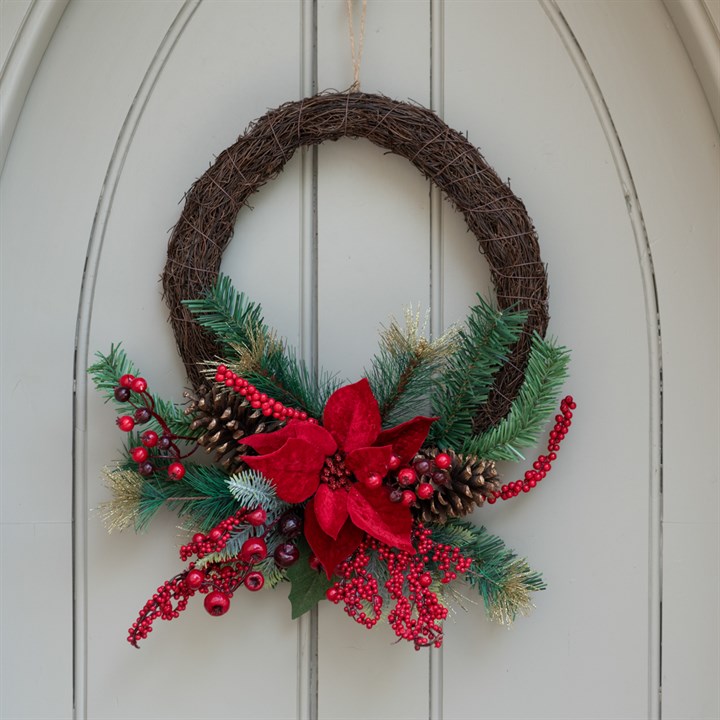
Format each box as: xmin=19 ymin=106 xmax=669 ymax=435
xmin=1 ymin=2 xmax=718 ymax=719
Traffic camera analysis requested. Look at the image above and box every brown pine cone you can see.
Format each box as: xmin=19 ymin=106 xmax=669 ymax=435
xmin=411 ymin=448 xmax=500 ymax=524
xmin=183 ymin=383 xmax=284 ymax=474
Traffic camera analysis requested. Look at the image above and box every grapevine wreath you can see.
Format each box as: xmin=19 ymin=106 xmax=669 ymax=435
xmin=91 ymin=92 xmax=575 ymax=649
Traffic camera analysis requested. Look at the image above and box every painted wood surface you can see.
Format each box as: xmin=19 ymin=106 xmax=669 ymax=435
xmin=1 ymin=1 xmax=717 ymax=719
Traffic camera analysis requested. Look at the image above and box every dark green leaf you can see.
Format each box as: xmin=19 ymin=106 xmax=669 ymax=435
xmin=286 ymin=541 xmax=333 ymax=619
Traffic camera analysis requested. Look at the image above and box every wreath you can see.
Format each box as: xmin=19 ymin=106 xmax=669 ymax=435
xmin=90 ymin=92 xmax=575 ymax=650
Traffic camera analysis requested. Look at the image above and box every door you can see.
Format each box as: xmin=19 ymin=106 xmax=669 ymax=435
xmin=1 ymin=1 xmax=717 ymax=718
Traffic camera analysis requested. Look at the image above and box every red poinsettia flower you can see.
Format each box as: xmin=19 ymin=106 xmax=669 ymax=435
xmin=241 ymin=379 xmax=435 ymax=577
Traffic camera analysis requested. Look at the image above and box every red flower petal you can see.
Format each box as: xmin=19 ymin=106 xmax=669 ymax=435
xmin=241 ymin=438 xmax=325 ymax=503
xmin=243 ymin=421 xmax=337 ymax=457
xmin=323 ymin=378 xmax=381 ymax=453
xmin=376 ymin=416 xmax=437 ymax=465
xmin=304 ymin=500 xmax=364 ymax=579
xmin=347 ymin=485 xmax=415 ymax=553
xmin=313 ymin=484 xmax=349 ymax=539
xmin=345 ymin=445 xmax=392 ymax=483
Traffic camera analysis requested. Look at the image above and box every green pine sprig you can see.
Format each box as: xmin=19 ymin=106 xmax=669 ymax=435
xmin=226 ymin=469 xmax=288 ymax=521
xmin=364 ymin=307 xmax=458 ymax=427
xmin=430 ymin=519 xmax=546 ymax=624
xmin=463 ymin=334 xmax=570 ymax=461
xmin=185 ymin=275 xmax=340 ymax=418
xmin=428 ymin=297 xmax=527 ymax=449
xmin=101 ymin=461 xmax=240 ymax=533
xmin=181 ymin=274 xmax=267 ymax=353
xmin=88 ymin=345 xmax=197 ymax=438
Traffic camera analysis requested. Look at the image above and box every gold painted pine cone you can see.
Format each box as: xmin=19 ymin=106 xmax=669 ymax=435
xmin=412 ymin=448 xmax=500 ymax=524
xmin=183 ymin=383 xmax=283 ymax=474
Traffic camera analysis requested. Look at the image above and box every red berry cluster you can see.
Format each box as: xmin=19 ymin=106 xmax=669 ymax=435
xmin=128 ymin=506 xmax=270 ymax=647
xmin=114 ymin=373 xmax=193 ymax=481
xmin=488 ymin=395 xmax=576 ymax=504
xmin=214 ymin=365 xmax=313 ymax=422
xmin=385 ymin=452 xmax=453 ymax=507
xmin=326 ymin=525 xmax=472 ymax=650
xmin=180 ymin=506 xmax=267 ymax=561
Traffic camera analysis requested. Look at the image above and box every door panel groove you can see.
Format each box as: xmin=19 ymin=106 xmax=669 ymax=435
xmin=298 ymin=2 xmax=319 ymax=718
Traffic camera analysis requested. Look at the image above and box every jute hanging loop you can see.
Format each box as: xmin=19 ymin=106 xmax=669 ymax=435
xmin=162 ymin=92 xmax=549 ymax=431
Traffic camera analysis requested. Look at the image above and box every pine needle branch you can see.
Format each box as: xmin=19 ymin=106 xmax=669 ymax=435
xmin=364 ymin=307 xmax=458 ymax=427
xmin=189 ymin=275 xmax=340 ymax=418
xmin=182 ymin=274 xmax=267 ymax=355
xmin=429 ymin=519 xmax=545 ymax=623
xmin=463 ymin=334 xmax=570 ymax=461
xmin=88 ymin=345 xmax=197 ymax=438
xmin=100 ymin=461 xmax=240 ymax=533
xmin=428 ymin=297 xmax=527 ymax=449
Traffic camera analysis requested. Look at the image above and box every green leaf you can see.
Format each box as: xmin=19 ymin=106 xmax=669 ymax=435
xmin=286 ymin=541 xmax=333 ymax=619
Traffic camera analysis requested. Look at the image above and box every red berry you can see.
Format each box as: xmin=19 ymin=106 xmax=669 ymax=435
xmin=192 ymin=533 xmax=205 ymax=544
xmin=414 ymin=459 xmax=431 ymax=475
xmin=246 ymin=508 xmax=267 ymax=526
xmin=419 ymin=573 xmax=432 ymax=587
xmin=245 ymin=572 xmax=265 ymax=591
xmin=278 ymin=511 xmax=303 ymax=538
xmin=389 ymin=489 xmax=404 ymax=503
xmin=137 ymin=462 xmax=154 ymax=476
xmin=388 ymin=455 xmax=401 ymax=470
xmin=274 ymin=542 xmax=300 ymax=568
xmin=326 ymin=587 xmax=340 ymax=602
xmin=114 ymin=386 xmax=131 ymax=402
xmin=416 ymin=483 xmax=434 ymax=499
xmin=397 ymin=468 xmax=417 ymax=486
xmin=119 ymin=374 xmax=135 ymax=388
xmin=131 ymin=377 xmax=147 ymax=393
xmin=185 ymin=569 xmax=205 ymax=590
xmin=208 ymin=528 xmax=223 ymax=542
xmin=204 ymin=591 xmax=230 ymax=616
xmin=362 ymin=472 xmax=382 ymax=489
xmin=130 ymin=446 xmax=149 ymax=463
xmin=134 ymin=407 xmax=151 ymax=424
xmin=168 ymin=462 xmax=186 ymax=481
xmin=400 ymin=490 xmax=416 ymax=507
xmin=116 ymin=415 xmax=135 ymax=432
xmin=434 ymin=453 xmax=452 ymax=469
xmin=141 ymin=430 xmax=158 ymax=447
xmin=240 ymin=537 xmax=267 ymax=563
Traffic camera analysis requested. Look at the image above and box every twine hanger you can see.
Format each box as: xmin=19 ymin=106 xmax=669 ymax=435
xmin=346 ymin=0 xmax=367 ymax=91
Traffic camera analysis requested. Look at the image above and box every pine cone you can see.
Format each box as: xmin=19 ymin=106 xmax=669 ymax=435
xmin=183 ymin=383 xmax=284 ymax=474
xmin=412 ymin=448 xmax=500 ymax=524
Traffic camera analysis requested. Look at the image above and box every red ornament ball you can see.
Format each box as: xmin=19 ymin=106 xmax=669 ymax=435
xmin=168 ymin=462 xmax=186 ymax=481
xmin=240 ymin=537 xmax=267 ymax=563
xmin=119 ymin=374 xmax=135 ymax=388
xmin=204 ymin=591 xmax=230 ymax=616
xmin=141 ymin=430 xmax=158 ymax=447
xmin=416 ymin=482 xmax=434 ymax=500
xmin=245 ymin=572 xmax=265 ymax=592
xmin=397 ymin=468 xmax=417 ymax=486
xmin=434 ymin=453 xmax=452 ymax=469
xmin=116 ymin=415 xmax=135 ymax=432
xmin=131 ymin=377 xmax=148 ymax=393
xmin=185 ymin=569 xmax=205 ymax=590
xmin=130 ymin=446 xmax=149 ymax=463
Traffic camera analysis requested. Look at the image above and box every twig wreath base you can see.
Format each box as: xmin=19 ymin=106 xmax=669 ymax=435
xmin=162 ymin=91 xmax=549 ymax=431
